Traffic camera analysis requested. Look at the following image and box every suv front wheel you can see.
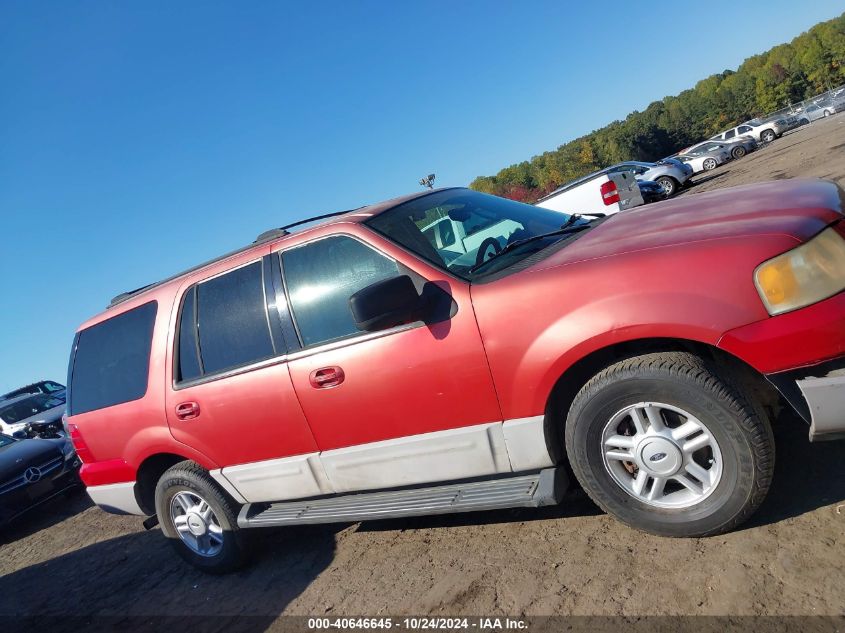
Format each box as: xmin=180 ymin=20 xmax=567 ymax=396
xmin=565 ymin=352 xmax=774 ymax=537
xmin=155 ymin=461 xmax=250 ymax=573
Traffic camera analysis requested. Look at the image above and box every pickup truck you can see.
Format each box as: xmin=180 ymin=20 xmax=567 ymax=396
xmin=535 ymin=170 xmax=643 ymax=215
xmin=67 ymin=179 xmax=845 ymax=572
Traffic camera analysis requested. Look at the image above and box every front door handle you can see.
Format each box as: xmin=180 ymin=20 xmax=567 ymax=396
xmin=175 ymin=401 xmax=201 ymax=420
xmin=309 ymin=366 xmax=345 ymax=389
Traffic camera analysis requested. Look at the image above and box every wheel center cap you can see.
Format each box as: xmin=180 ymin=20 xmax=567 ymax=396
xmin=186 ymin=512 xmax=206 ymax=536
xmin=637 ymin=438 xmax=682 ymax=476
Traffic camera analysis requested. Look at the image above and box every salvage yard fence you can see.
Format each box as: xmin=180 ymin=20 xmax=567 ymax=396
xmin=764 ymin=84 xmax=845 ymax=122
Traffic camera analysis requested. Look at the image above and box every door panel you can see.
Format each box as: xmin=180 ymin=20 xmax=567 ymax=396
xmin=165 ymin=256 xmax=318 ymax=468
xmin=167 ymin=363 xmax=317 ymax=466
xmin=278 ymin=233 xmax=503 ymax=458
xmin=287 ymin=319 xmax=502 ymax=450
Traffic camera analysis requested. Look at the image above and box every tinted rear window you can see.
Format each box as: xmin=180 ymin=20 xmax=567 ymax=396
xmin=194 ymin=262 xmax=274 ymax=375
xmin=70 ymin=302 xmax=157 ymax=415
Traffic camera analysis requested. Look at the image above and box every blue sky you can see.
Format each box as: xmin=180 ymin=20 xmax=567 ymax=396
xmin=1 ymin=0 xmax=843 ymax=392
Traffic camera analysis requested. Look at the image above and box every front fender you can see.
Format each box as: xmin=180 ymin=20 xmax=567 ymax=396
xmin=471 ymin=240 xmax=776 ymax=420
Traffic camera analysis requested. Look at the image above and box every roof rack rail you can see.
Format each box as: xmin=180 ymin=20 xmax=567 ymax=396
xmin=108 ymin=207 xmax=362 ymax=309
xmin=253 ymin=208 xmax=358 ymax=243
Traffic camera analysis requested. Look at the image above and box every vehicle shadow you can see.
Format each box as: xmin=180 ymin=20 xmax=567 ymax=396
xmin=0 ymin=522 xmax=341 ymax=632
xmin=685 ymin=171 xmax=730 ymax=188
xmin=0 ymin=485 xmax=91 ymax=545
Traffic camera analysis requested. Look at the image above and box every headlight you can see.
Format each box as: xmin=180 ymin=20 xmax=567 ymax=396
xmin=754 ymin=227 xmax=845 ymax=315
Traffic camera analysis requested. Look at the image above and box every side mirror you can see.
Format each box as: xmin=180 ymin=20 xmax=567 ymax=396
xmin=12 ymin=430 xmax=27 ymax=439
xmin=349 ymin=275 xmax=424 ymax=332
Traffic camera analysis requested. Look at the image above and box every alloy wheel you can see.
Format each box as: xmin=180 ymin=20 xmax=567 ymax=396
xmin=601 ymin=402 xmax=723 ymax=509
xmin=170 ymin=491 xmax=225 ymax=557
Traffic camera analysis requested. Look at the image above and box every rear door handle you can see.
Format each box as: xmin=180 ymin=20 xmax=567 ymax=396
xmin=175 ymin=401 xmax=200 ymax=420
xmin=309 ymin=366 xmax=345 ymax=389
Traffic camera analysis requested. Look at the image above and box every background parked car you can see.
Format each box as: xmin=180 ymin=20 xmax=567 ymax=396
xmin=536 ymin=169 xmax=643 ymax=216
xmin=802 ymin=102 xmax=835 ymax=122
xmin=636 ymin=179 xmax=668 ymax=204
xmin=0 ymin=392 xmax=67 ymax=436
xmin=0 ymin=432 xmax=80 ymax=526
xmin=710 ymin=118 xmax=785 ymax=144
xmin=676 ymin=141 xmax=732 ymax=173
xmin=705 ymin=135 xmax=758 ymax=159
xmin=604 ymin=160 xmax=691 ymax=197
xmin=1 ymin=380 xmax=65 ymax=401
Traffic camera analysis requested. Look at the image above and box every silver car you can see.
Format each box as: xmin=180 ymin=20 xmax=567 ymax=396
xmin=711 ymin=119 xmax=786 ymax=144
xmin=676 ymin=141 xmax=732 ymax=173
xmin=604 ymin=160 xmax=692 ymax=196
xmin=801 ymin=102 xmax=837 ymax=122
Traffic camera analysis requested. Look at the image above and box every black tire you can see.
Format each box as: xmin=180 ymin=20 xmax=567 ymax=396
xmin=823 ymin=110 xmax=831 ymax=118
xmin=564 ymin=352 xmax=774 ymax=537
xmin=760 ymin=129 xmax=776 ymax=143
xmin=731 ymin=145 xmax=746 ymax=159
xmin=800 ymin=118 xmax=810 ymax=126
xmin=655 ymin=176 xmax=677 ymax=197
xmin=155 ymin=460 xmax=250 ymax=573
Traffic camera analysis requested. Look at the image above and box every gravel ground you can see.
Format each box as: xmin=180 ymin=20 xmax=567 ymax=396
xmin=2 ymin=116 xmax=844 ymax=629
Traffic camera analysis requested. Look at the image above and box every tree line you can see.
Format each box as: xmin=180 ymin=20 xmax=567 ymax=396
xmin=469 ymin=12 xmax=845 ymax=203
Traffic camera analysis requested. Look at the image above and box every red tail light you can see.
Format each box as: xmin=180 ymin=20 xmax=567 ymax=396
xmin=67 ymin=423 xmax=94 ymax=463
xmin=600 ymin=180 xmax=621 ymax=206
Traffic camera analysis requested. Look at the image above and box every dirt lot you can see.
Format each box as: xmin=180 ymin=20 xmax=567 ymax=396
xmin=2 ymin=117 xmax=845 ymax=629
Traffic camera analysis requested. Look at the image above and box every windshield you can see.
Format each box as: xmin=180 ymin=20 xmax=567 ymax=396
xmin=366 ymin=189 xmax=580 ymax=279
xmin=0 ymin=393 xmax=66 ymax=423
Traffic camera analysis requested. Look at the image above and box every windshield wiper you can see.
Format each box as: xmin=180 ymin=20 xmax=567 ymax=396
xmin=468 ymin=221 xmax=595 ymax=274
xmin=560 ymin=212 xmax=605 ymax=228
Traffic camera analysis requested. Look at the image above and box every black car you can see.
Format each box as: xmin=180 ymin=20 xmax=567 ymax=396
xmin=0 ymin=432 xmax=81 ymax=525
xmin=637 ymin=179 xmax=669 ymax=204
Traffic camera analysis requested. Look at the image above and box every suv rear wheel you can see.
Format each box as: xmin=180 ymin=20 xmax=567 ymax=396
xmin=155 ymin=461 xmax=250 ymax=573
xmin=565 ymin=352 xmax=774 ymax=537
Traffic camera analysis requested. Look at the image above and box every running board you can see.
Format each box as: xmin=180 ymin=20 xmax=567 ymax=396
xmin=237 ymin=467 xmax=566 ymax=528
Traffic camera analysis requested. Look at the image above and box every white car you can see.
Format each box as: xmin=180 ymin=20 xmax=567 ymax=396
xmin=677 ymin=141 xmax=731 ymax=174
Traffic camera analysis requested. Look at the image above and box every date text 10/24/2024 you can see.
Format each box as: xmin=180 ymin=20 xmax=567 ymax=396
xmin=307 ymin=617 xmax=528 ymax=630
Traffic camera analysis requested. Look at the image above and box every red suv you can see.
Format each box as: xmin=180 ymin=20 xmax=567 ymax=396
xmin=67 ymin=180 xmax=845 ymax=572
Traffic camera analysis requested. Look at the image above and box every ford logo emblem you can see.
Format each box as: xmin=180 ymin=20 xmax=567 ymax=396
xmin=649 ymin=452 xmax=668 ymax=462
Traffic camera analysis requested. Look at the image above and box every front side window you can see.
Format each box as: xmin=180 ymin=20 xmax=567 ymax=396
xmin=282 ymin=236 xmax=400 ymax=347
xmin=69 ymin=301 xmax=157 ymax=415
xmin=738 ymin=125 xmax=752 ymax=133
xmin=724 ymin=129 xmax=736 ymax=139
xmin=367 ymin=189 xmax=580 ymax=279
xmin=192 ymin=262 xmax=275 ymax=376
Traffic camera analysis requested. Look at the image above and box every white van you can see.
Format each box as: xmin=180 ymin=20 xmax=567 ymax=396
xmin=535 ymin=170 xmax=643 ymax=215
